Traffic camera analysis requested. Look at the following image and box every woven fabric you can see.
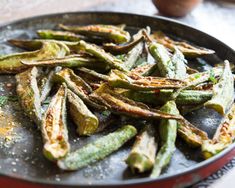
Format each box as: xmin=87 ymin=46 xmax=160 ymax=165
xmin=192 ymin=158 xmax=235 ymax=187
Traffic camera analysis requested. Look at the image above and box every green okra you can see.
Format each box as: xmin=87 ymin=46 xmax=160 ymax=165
xmin=151 ymin=31 xmax=215 ymax=57
xmin=77 ymin=67 xmax=109 ymax=81
xmin=38 ymin=67 xmax=60 ymax=103
xmin=108 ymin=69 xmax=186 ymax=91
xmin=150 ymin=101 xmax=178 ymax=178
xmin=90 ymin=84 xmax=182 ymax=120
xmin=185 ymin=67 xmax=223 ymax=87
xmin=122 ymin=89 xmax=212 ymax=106
xmin=103 ymin=35 xmax=144 ymax=55
xmin=204 ymin=61 xmax=234 ymax=115
xmin=59 ymin=24 xmax=131 ymax=44
xmin=22 ymin=55 xmax=108 ymax=71
xmin=123 ymin=30 xmax=146 ymax=70
xmin=37 ymin=30 xmax=83 ymax=42
xmin=75 ymin=40 xmax=127 ymax=72
xmin=177 ymin=118 xmax=209 ymax=147
xmin=0 ymin=40 xmax=69 ymax=74
xmin=57 ymin=125 xmax=137 ymax=170
xmin=67 ymin=90 xmax=99 ymax=136
xmin=41 ymin=84 xmax=70 ymax=161
xmin=126 ymin=124 xmax=157 ymax=173
xmin=202 ymin=104 xmax=235 ymax=159
xmin=54 ymin=68 xmax=105 ymax=110
xmin=15 ymin=67 xmax=42 ymax=126
xmin=94 ymin=110 xmax=114 ymax=133
xmin=171 ymin=47 xmax=187 ymax=80
xmin=148 ymin=42 xmax=175 ymax=78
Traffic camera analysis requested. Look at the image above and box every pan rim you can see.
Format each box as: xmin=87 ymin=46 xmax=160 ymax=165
xmin=0 ymin=11 xmax=234 ymax=187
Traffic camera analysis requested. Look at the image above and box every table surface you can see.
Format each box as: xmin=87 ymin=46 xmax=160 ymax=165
xmin=0 ymin=0 xmax=235 ymax=187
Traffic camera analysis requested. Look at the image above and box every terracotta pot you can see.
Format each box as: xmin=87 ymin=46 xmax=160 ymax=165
xmin=152 ymin=0 xmax=203 ymax=17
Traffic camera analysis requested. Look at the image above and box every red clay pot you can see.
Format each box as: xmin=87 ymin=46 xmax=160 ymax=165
xmin=152 ymin=0 xmax=203 ymax=17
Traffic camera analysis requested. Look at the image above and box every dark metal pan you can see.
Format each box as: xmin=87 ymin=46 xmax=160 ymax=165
xmin=0 ymin=12 xmax=234 ymax=188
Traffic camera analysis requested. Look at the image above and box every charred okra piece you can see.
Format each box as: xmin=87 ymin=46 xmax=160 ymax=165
xmin=177 ymin=118 xmax=208 ymax=147
xmin=108 ymin=69 xmax=186 ymax=90
xmin=38 ymin=67 xmax=59 ymax=103
xmin=151 ymin=31 xmax=215 ymax=57
xmin=185 ymin=67 xmax=222 ymax=87
xmin=0 ymin=40 xmax=69 ymax=74
xmin=204 ymin=61 xmax=234 ymax=115
xmin=147 ymin=40 xmax=175 ymax=78
xmin=126 ymin=124 xmax=157 ymax=173
xmin=59 ymin=24 xmax=131 ymax=44
xmin=150 ymin=101 xmax=178 ymax=178
xmin=122 ymin=29 xmax=149 ymax=70
xmin=41 ymin=84 xmax=70 ymax=161
xmin=57 ymin=125 xmax=137 ymax=170
xmin=15 ymin=67 xmax=42 ymax=126
xmin=171 ymin=47 xmax=187 ymax=79
xmin=37 ymin=30 xmax=83 ymax=42
xmin=90 ymin=84 xmax=182 ymax=120
xmin=54 ymin=68 xmax=105 ymax=109
xmin=103 ymin=35 xmax=144 ymax=55
xmin=202 ymin=104 xmax=235 ymax=159
xmin=22 ymin=55 xmax=108 ymax=71
xmin=67 ymin=90 xmax=99 ymax=136
xmin=75 ymin=40 xmax=127 ymax=72
xmin=122 ymin=89 xmax=212 ymax=106
xmin=77 ymin=67 xmax=109 ymax=81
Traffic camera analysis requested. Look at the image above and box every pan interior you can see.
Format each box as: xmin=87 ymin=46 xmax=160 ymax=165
xmin=0 ymin=12 xmax=231 ymax=186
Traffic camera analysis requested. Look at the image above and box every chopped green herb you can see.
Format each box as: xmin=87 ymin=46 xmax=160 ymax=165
xmin=116 ymin=54 xmax=126 ymax=61
xmin=194 ymin=73 xmax=201 ymax=79
xmin=0 ymin=95 xmax=18 ymax=107
xmin=209 ymin=70 xmax=217 ymax=84
xmin=101 ymin=110 xmax=111 ymax=117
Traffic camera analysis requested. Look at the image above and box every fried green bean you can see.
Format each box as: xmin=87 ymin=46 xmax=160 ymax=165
xmin=204 ymin=61 xmax=234 ymax=115
xmin=0 ymin=40 xmax=69 ymax=74
xmin=151 ymin=31 xmax=215 ymax=57
xmin=90 ymin=84 xmax=182 ymax=120
xmin=202 ymin=104 xmax=235 ymax=159
xmin=57 ymin=125 xmax=137 ymax=170
xmin=41 ymin=84 xmax=70 ymax=161
xmin=59 ymin=24 xmax=131 ymax=44
xmin=15 ymin=67 xmax=42 ymax=126
xmin=126 ymin=124 xmax=157 ymax=173
xmin=68 ymin=90 xmax=99 ymax=136
xmin=150 ymin=101 xmax=178 ymax=178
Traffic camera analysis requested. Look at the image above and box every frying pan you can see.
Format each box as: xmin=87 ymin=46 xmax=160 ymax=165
xmin=0 ymin=12 xmax=235 ymax=188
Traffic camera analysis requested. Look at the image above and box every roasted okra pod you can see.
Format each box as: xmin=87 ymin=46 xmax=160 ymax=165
xmin=15 ymin=67 xmax=42 ymax=126
xmin=126 ymin=124 xmax=157 ymax=173
xmin=67 ymin=90 xmax=99 ymax=136
xmin=58 ymin=125 xmax=137 ymax=170
xmin=41 ymin=84 xmax=70 ymax=161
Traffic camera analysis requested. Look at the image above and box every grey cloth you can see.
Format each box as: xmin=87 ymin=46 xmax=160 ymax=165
xmin=192 ymin=158 xmax=235 ymax=188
